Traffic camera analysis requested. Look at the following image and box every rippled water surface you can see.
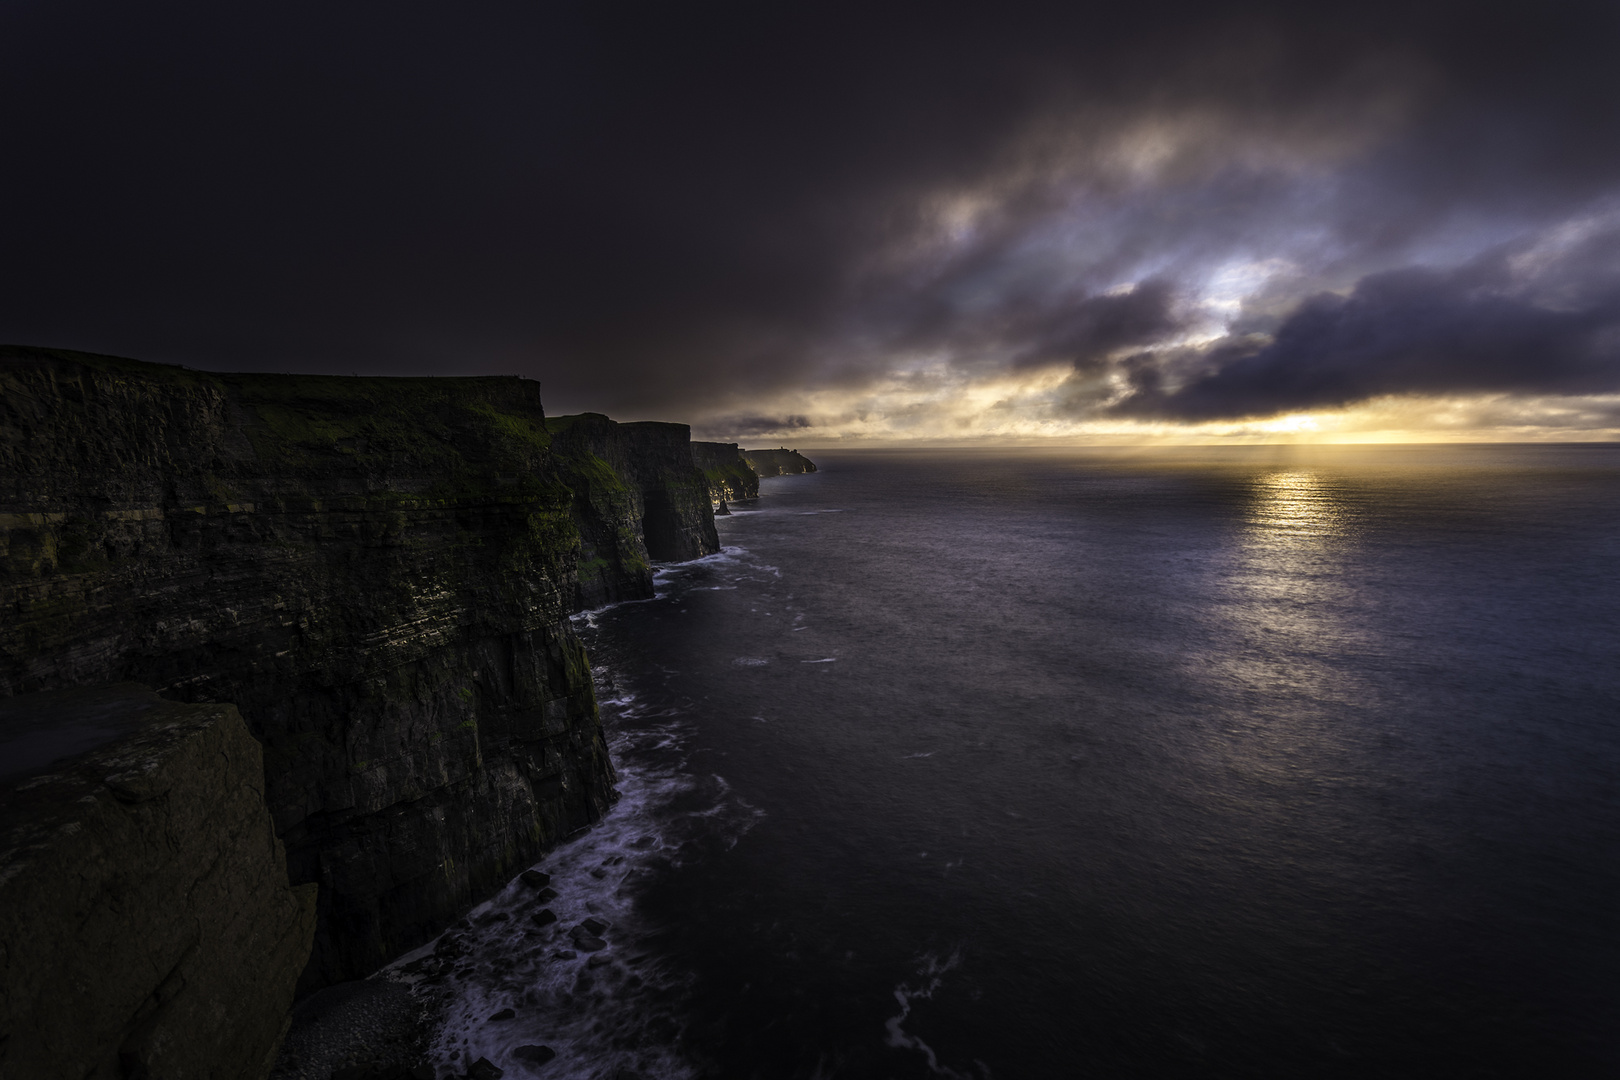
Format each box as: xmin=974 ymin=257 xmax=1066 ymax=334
xmin=438 ymin=445 xmax=1620 ymax=1078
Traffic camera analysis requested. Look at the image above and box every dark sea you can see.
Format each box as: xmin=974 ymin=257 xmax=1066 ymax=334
xmin=426 ymin=445 xmax=1620 ymax=1079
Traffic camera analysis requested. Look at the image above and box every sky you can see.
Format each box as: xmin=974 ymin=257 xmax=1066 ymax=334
xmin=3 ymin=1 xmax=1619 ymax=445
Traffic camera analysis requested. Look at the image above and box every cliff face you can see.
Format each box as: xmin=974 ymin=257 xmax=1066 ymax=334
xmin=0 ymin=347 xmax=719 ymax=990
xmin=0 ymin=685 xmax=316 ymax=1080
xmin=741 ymin=447 xmax=818 ymax=477
xmin=691 ymin=441 xmax=760 ymax=507
xmin=549 ymin=414 xmax=720 ymax=606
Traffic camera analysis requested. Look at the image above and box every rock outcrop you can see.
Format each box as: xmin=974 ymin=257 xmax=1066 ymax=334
xmin=741 ymin=447 xmax=818 ymax=476
xmin=0 ymin=684 xmax=317 ymax=1080
xmin=0 ymin=346 xmax=720 ymax=994
xmin=691 ymin=441 xmax=760 ymax=509
xmin=548 ymin=414 xmax=720 ymax=608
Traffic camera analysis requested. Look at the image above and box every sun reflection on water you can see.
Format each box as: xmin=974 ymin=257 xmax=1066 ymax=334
xmin=1247 ymin=470 xmax=1345 ymax=541
xmin=1209 ymin=467 xmax=1373 ymax=738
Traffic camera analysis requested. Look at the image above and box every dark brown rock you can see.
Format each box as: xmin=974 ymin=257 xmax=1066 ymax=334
xmin=0 ymin=687 xmax=315 ymax=1080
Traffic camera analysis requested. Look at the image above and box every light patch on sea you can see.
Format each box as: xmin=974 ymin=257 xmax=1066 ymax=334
xmin=395 ymin=635 xmax=763 ymax=1078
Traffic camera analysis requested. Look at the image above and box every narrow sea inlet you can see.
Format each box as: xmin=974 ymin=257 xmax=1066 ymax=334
xmin=435 ymin=446 xmax=1620 ymax=1078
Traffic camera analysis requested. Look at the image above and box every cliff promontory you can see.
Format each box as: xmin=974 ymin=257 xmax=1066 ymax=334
xmin=0 ymin=346 xmax=720 ymax=1000
xmin=741 ymin=447 xmax=818 ymax=477
xmin=691 ymin=441 xmax=760 ymax=507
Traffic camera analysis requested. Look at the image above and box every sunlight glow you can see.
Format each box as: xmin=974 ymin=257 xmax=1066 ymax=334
xmin=699 ymin=384 xmax=1620 ymax=447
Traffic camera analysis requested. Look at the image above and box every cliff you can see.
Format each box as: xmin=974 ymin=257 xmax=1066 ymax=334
xmin=691 ymin=441 xmax=760 ymax=507
xmin=549 ymin=415 xmax=720 ymax=607
xmin=741 ymin=447 xmax=818 ymax=476
xmin=0 ymin=346 xmax=720 ymax=994
xmin=0 ymin=685 xmax=316 ymax=1080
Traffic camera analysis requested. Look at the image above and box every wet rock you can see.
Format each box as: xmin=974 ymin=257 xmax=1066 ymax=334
xmin=589 ymin=868 xmax=608 ymax=879
xmin=329 ymin=1060 xmax=423 ymax=1079
xmin=467 ymin=1058 xmax=504 ymax=1080
xmin=519 ymin=870 xmax=552 ymax=889
xmin=580 ymin=917 xmax=610 ymax=936
xmin=587 ymin=953 xmax=613 ymax=969
xmin=514 ymin=1045 xmax=556 ymax=1064
xmin=574 ymin=935 xmax=607 ymax=952
xmin=272 ymin=978 xmax=439 ymax=1080
xmin=552 ymin=949 xmax=577 ymax=960
xmin=435 ymin=934 xmax=465 ymax=958
xmin=535 ymin=887 xmax=559 ymax=902
xmin=531 ymin=908 xmax=558 ymax=928
xmin=489 ymin=1007 xmax=516 ymax=1021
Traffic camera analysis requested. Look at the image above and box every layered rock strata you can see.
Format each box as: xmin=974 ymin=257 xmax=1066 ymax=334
xmin=0 ymin=684 xmax=317 ymax=1080
xmin=0 ymin=346 xmax=719 ymax=993
xmin=547 ymin=414 xmax=720 ymax=608
xmin=691 ymin=441 xmax=760 ymax=508
xmin=741 ymin=447 xmax=818 ymax=476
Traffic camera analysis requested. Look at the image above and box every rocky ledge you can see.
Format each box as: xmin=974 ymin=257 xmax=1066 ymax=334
xmin=0 ymin=684 xmax=317 ymax=1079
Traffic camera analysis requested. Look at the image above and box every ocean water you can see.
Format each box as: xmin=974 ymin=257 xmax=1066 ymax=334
xmin=429 ymin=445 xmax=1620 ymax=1079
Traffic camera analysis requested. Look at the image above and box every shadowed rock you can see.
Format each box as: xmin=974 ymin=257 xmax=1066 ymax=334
xmin=0 ymin=685 xmax=315 ymax=1080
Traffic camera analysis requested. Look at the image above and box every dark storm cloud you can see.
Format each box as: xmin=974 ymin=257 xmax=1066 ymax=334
xmin=2 ymin=1 xmax=1618 ymax=423
xmin=868 ymin=272 xmax=1187 ymax=375
xmin=1115 ymin=234 xmax=1620 ymax=419
xmin=705 ymin=414 xmax=814 ymax=440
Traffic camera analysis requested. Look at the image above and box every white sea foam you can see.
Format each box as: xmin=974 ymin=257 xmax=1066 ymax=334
xmin=418 ymin=626 xmax=761 ymax=1079
xmin=885 ymin=952 xmax=991 ymax=1080
xmin=801 ymin=658 xmax=837 ymax=664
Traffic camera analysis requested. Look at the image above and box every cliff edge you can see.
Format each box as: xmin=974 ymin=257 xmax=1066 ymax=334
xmin=0 ymin=346 xmax=719 ymax=994
xmin=691 ymin=441 xmax=760 ymax=508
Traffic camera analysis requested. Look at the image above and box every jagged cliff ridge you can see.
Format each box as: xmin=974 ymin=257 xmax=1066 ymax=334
xmin=0 ymin=685 xmax=316 ymax=1079
xmin=0 ymin=346 xmax=719 ymax=992
xmin=741 ymin=447 xmax=818 ymax=476
xmin=691 ymin=441 xmax=760 ymax=507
